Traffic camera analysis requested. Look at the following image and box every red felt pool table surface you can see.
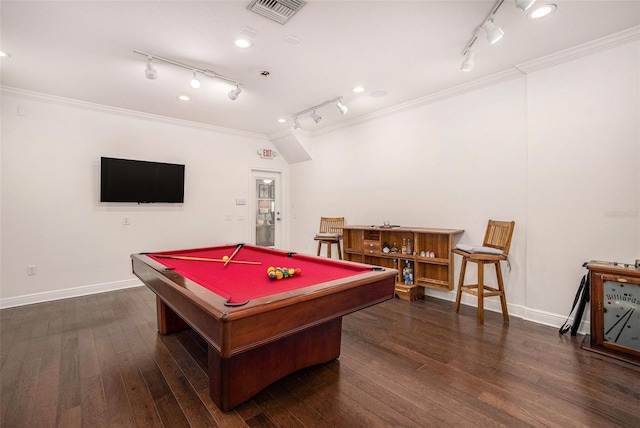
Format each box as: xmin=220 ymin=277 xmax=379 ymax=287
xmin=148 ymin=244 xmax=370 ymax=305
xmin=131 ymin=244 xmax=397 ymax=410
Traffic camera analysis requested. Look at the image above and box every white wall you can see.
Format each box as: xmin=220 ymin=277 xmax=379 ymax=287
xmin=525 ymin=41 xmax=640 ymax=320
xmin=289 ymin=40 xmax=640 ymax=327
xmin=289 ymin=77 xmax=529 ymax=311
xmin=2 ymin=38 xmax=638 ymax=330
xmin=0 ymin=92 xmax=288 ymax=305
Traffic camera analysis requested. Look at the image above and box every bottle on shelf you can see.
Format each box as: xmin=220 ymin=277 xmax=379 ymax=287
xmin=401 ymin=239 xmax=407 ymax=255
xmin=403 ymin=261 xmax=413 ymax=285
xmin=406 ymin=238 xmax=412 ymax=255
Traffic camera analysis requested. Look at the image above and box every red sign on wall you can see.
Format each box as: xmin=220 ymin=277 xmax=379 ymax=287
xmin=258 ymin=149 xmax=277 ymax=159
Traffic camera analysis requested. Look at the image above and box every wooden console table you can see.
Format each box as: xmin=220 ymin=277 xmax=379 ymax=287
xmin=342 ymin=226 xmax=464 ymax=299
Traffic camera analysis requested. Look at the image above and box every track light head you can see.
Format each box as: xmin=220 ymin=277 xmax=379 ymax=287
xmin=481 ymin=20 xmax=504 ymax=45
xmin=292 ymin=116 xmax=301 ymax=130
xmin=515 ymin=0 xmax=536 ymax=11
xmin=336 ymin=99 xmax=348 ymax=115
xmin=461 ymin=51 xmax=475 ymax=72
xmin=190 ymin=71 xmax=201 ymax=89
xmin=145 ymin=58 xmax=157 ymax=80
xmin=228 ymin=84 xmax=242 ymax=101
xmin=311 ymin=111 xmax=322 ymax=123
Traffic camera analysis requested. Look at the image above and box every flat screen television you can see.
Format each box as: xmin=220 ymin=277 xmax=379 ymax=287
xmin=100 ymin=157 xmax=185 ymax=203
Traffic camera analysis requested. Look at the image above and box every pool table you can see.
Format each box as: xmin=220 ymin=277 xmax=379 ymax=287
xmin=131 ymin=244 xmax=396 ymax=410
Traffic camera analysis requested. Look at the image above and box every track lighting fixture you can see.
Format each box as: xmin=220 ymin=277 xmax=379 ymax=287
xmin=515 ymin=0 xmax=536 ymax=11
xmin=145 ymin=57 xmax=157 ymax=80
xmin=228 ymin=84 xmax=242 ymax=101
xmin=190 ymin=71 xmax=201 ymax=89
xmin=459 ymin=0 xmax=546 ymax=72
xmin=336 ymin=100 xmax=348 ymax=115
xmin=481 ymin=20 xmax=504 ymax=45
xmin=290 ymin=97 xmax=348 ymax=130
xmin=134 ymin=50 xmax=242 ymax=99
xmin=461 ymin=51 xmax=475 ymax=72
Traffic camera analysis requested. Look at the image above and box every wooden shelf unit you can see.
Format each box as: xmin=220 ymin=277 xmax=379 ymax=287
xmin=343 ymin=226 xmax=464 ymax=296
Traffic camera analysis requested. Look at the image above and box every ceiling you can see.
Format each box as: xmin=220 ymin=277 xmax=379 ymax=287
xmin=2 ymin=1 xmax=639 ymax=136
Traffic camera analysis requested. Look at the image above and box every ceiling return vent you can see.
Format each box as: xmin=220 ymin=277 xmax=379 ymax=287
xmin=247 ymin=0 xmax=306 ymax=25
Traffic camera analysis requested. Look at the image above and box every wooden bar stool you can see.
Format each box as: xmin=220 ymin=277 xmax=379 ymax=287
xmin=314 ymin=217 xmax=344 ymax=260
xmin=453 ymin=220 xmax=515 ymax=325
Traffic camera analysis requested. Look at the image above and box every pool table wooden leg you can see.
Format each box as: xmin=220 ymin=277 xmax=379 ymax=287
xmin=156 ymin=296 xmax=189 ymax=335
xmin=208 ymin=317 xmax=343 ymax=411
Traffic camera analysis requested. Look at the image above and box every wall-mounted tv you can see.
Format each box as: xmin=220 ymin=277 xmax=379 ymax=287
xmin=100 ymin=157 xmax=185 ymax=203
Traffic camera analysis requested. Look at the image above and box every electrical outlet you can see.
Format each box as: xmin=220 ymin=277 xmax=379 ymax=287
xmin=123 ymin=217 xmax=130 ymax=225
xmin=27 ymin=265 xmax=37 ymax=276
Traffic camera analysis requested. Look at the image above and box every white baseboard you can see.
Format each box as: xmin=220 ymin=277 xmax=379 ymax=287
xmin=423 ymin=288 xmax=590 ymax=335
xmin=0 ymin=279 xmax=144 ymax=309
xmin=1 ymin=280 xmax=591 ymax=336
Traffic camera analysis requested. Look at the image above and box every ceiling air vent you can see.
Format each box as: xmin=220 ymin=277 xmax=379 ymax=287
xmin=247 ymin=0 xmax=306 ymax=25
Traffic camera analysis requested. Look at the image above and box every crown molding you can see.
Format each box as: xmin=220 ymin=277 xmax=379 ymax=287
xmin=312 ymin=68 xmax=525 ymax=137
xmin=0 ymin=86 xmax=268 ymax=140
xmin=268 ymin=126 xmax=311 ymax=141
xmin=516 ymin=25 xmax=640 ymax=74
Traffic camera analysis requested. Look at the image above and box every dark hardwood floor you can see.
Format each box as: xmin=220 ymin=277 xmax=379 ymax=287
xmin=1 ymin=286 xmax=638 ymax=427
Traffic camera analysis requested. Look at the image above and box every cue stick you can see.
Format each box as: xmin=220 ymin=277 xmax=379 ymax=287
xmin=152 ymin=254 xmax=261 ymax=265
xmin=224 ymin=243 xmax=244 ymax=267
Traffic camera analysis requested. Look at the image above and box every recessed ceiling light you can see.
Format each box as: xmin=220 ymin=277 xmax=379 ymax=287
xmin=0 ymin=50 xmax=11 ymax=58
xmin=234 ymin=38 xmax=253 ymax=48
xmin=277 ymin=118 xmax=287 ymax=123
xmin=528 ymin=4 xmax=557 ymax=19
xmin=178 ymin=95 xmax=191 ymax=101
xmin=352 ymin=86 xmax=365 ymax=93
